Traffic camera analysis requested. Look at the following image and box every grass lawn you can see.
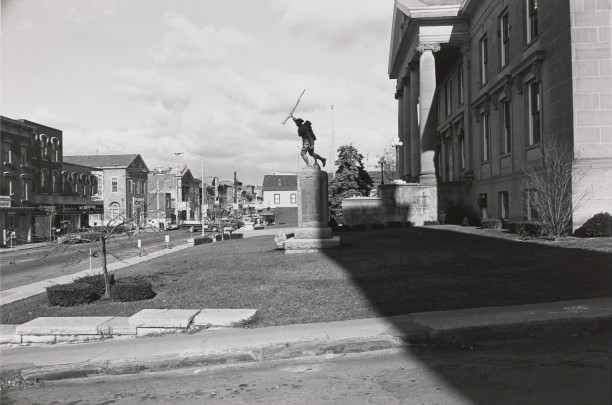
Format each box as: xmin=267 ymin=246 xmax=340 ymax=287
xmin=1 ymin=226 xmax=610 ymax=326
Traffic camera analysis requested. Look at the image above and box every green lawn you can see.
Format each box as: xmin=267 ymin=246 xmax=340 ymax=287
xmin=1 ymin=226 xmax=610 ymax=326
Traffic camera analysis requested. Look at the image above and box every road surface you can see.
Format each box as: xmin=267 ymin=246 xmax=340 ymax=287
xmin=0 ymin=230 xmax=202 ymax=291
xmin=2 ymin=332 xmax=609 ymax=404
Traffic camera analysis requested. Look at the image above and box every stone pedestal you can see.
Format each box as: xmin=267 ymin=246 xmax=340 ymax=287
xmin=285 ymin=165 xmax=340 ymax=254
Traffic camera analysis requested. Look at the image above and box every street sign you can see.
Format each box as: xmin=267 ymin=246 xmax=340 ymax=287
xmin=0 ymin=196 xmax=11 ymax=208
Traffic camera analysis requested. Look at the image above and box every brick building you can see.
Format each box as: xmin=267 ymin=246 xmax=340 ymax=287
xmin=1 ymin=116 xmax=101 ymax=245
xmin=385 ymin=0 xmax=611 ymax=228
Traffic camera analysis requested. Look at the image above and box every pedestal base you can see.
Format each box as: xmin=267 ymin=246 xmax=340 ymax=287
xmin=294 ymin=227 xmax=333 ymax=239
xmin=284 ymin=236 xmax=341 ymax=254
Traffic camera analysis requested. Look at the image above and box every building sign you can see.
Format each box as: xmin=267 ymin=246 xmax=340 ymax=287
xmin=0 ymin=196 xmax=11 ymax=208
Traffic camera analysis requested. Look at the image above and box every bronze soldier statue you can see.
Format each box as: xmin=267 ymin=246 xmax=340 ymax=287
xmin=293 ymin=117 xmax=326 ymax=167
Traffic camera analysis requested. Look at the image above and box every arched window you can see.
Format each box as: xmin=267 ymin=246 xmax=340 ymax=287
xmin=109 ymin=202 xmax=121 ymax=219
xmin=52 ymin=171 xmax=59 ymax=194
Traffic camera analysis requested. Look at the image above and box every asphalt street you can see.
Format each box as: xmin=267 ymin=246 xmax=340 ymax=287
xmin=0 ymin=229 xmax=199 ymax=291
xmin=2 ymin=332 xmax=609 ymax=404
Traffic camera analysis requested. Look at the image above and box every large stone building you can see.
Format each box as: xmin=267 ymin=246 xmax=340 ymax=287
xmin=384 ymin=0 xmax=611 ymax=228
xmin=63 ymin=155 xmax=149 ymax=227
xmin=1 ymin=116 xmax=101 ymax=244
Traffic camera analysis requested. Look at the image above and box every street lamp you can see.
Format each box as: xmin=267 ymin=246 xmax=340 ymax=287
xmin=390 ymin=139 xmax=403 ymax=180
xmin=378 ymin=156 xmax=386 ymax=186
xmin=174 ymin=152 xmax=205 ymax=237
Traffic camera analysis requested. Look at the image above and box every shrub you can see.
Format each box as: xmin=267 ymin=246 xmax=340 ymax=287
xmin=351 ymin=224 xmax=366 ymax=231
xmin=445 ymin=204 xmax=471 ymax=225
xmin=480 ymin=217 xmax=502 ymax=229
xmin=372 ymin=223 xmax=385 ymax=230
xmin=577 ymin=212 xmax=612 ymax=237
xmin=46 ymin=282 xmax=99 ymax=307
xmin=74 ymin=274 xmax=115 ymax=296
xmin=438 ymin=211 xmax=447 ymax=225
xmin=111 ymin=280 xmax=156 ymax=302
xmin=507 ymin=221 xmax=546 ymax=237
xmin=387 ymin=221 xmax=403 ymax=228
xmin=461 ymin=216 xmax=470 ymax=227
xmin=231 ymin=232 xmax=244 ymax=239
xmin=424 ymin=220 xmax=439 ymax=226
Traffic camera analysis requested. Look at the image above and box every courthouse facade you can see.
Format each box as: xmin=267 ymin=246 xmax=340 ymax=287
xmin=388 ymin=0 xmax=611 ymax=227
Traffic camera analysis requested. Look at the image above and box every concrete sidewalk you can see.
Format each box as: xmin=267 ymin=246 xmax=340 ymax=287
xmin=1 ymin=297 xmax=609 ymax=382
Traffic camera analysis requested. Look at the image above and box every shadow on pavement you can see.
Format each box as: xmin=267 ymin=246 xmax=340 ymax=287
xmin=321 ymin=226 xmax=612 ymax=403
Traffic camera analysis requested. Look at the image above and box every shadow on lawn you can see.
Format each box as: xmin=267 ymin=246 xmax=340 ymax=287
xmin=321 ymin=226 xmax=612 ymax=403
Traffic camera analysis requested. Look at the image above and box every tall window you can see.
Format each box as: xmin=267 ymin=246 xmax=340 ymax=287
xmin=499 ymin=192 xmax=510 ymax=219
xmin=52 ymin=172 xmax=58 ymax=194
xmin=111 ymin=178 xmax=118 ymax=193
xmin=460 ymin=136 xmax=465 ymax=169
xmin=478 ymin=193 xmax=488 ymax=218
xmin=4 ymin=177 xmax=14 ymax=196
xmin=501 ymin=100 xmax=512 ymax=154
xmin=41 ymin=169 xmax=48 ymax=194
xmin=524 ymin=189 xmax=539 ymax=220
xmin=290 ymin=193 xmax=296 ymax=204
xmin=528 ymin=82 xmax=541 ymax=145
xmin=3 ymin=143 xmax=11 ymax=163
xmin=499 ymin=13 xmax=510 ymax=68
xmin=481 ymin=112 xmax=490 ymax=161
xmin=526 ymin=0 xmax=538 ymax=44
xmin=479 ymin=35 xmax=488 ymax=85
xmin=20 ymin=145 xmax=28 ymax=165
xmin=109 ymin=202 xmax=121 ymax=219
xmin=21 ymin=178 xmax=29 ymax=200
xmin=274 ymin=194 xmax=280 ymax=205
xmin=445 ymin=78 xmax=453 ymax=117
xmin=458 ymin=64 xmax=464 ymax=105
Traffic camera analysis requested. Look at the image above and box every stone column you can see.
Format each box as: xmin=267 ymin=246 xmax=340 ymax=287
xmin=402 ymin=76 xmax=411 ymax=180
xmin=395 ymin=86 xmax=405 ymax=178
xmin=409 ymin=62 xmax=420 ymax=181
xmin=417 ymin=43 xmax=440 ymax=185
xmin=284 ymin=166 xmax=340 ymax=253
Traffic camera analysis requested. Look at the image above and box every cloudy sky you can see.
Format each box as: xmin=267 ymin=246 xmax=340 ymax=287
xmin=2 ymin=0 xmax=398 ymax=185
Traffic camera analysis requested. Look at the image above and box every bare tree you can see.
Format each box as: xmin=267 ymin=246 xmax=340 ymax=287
xmin=376 ymin=147 xmax=398 ymax=182
xmin=522 ymin=138 xmax=590 ymax=238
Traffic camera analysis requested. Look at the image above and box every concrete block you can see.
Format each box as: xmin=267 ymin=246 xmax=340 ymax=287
xmin=136 ymin=327 xmax=183 ymax=336
xmin=16 ymin=317 xmax=114 ymax=336
xmin=98 ymin=317 xmax=137 ymax=335
xmin=129 ymin=309 xmax=200 ymax=328
xmin=192 ymin=309 xmax=258 ymax=327
xmin=294 ymin=227 xmax=333 ymax=239
xmin=284 ymin=236 xmax=341 ymax=253
xmin=0 ymin=325 xmax=20 ymax=344
xmin=21 ymin=335 xmax=56 ymax=344
xmin=55 ymin=335 xmax=106 ymax=343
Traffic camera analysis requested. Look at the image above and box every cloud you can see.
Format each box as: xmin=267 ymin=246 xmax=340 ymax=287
xmin=149 ymin=11 xmax=255 ymax=66
xmin=113 ymin=69 xmax=192 ymax=112
xmin=278 ymin=0 xmax=392 ymax=50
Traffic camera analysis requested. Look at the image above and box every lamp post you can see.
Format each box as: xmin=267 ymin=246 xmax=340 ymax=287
xmin=378 ymin=156 xmax=386 ymax=186
xmin=390 ymin=139 xmax=403 ymax=180
xmin=174 ymin=152 xmax=205 ymax=237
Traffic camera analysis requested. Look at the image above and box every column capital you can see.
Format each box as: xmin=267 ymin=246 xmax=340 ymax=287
xmin=417 ymin=42 xmax=441 ymax=53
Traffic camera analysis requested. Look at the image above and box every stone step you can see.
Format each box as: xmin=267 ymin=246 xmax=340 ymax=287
xmin=192 ymin=309 xmax=258 ymax=328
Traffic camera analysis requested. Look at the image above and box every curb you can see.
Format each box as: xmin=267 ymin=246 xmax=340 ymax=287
xmin=7 ymin=314 xmax=609 ymax=383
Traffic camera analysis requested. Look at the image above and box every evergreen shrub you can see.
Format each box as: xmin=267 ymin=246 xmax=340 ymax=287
xmin=351 ymin=224 xmax=367 ymax=231
xmin=111 ymin=280 xmax=156 ymax=302
xmin=46 ymin=283 xmax=99 ymax=307
xmin=577 ymin=212 xmax=612 ymax=237
xmin=231 ymin=233 xmax=244 ymax=239
xmin=372 ymin=223 xmax=385 ymax=230
xmin=424 ymin=220 xmax=439 ymax=226
xmin=387 ymin=221 xmax=403 ymax=228
xmin=507 ymin=221 xmax=545 ymax=237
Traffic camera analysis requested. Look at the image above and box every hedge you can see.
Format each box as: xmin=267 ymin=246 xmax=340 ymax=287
xmin=506 ymin=221 xmax=546 ymax=237
xmin=111 ymin=280 xmax=156 ymax=302
xmin=480 ymin=217 xmax=502 ymax=229
xmin=46 ymin=282 xmax=99 ymax=307
xmin=74 ymin=273 xmax=115 ymax=296
xmin=372 ymin=223 xmax=385 ymax=230
xmin=424 ymin=220 xmax=439 ymax=226
xmin=230 ymin=233 xmax=244 ymax=239
xmin=387 ymin=221 xmax=403 ymax=228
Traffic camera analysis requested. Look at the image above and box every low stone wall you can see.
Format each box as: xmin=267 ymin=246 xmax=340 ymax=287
xmin=342 ymin=181 xmax=438 ymax=227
